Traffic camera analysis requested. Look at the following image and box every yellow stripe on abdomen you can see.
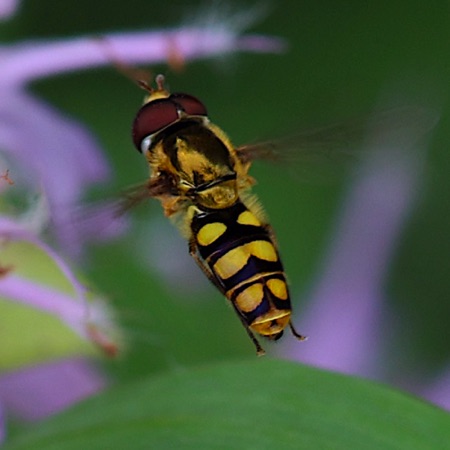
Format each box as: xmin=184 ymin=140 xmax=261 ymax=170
xmin=246 ymin=240 xmax=277 ymax=262
xmin=267 ymin=278 xmax=288 ymax=301
xmin=213 ymin=245 xmax=249 ymax=279
xmin=213 ymin=240 xmax=278 ymax=280
xmin=235 ymin=282 xmax=264 ymax=313
xmin=197 ymin=222 xmax=227 ymax=246
xmin=237 ymin=210 xmax=261 ymax=226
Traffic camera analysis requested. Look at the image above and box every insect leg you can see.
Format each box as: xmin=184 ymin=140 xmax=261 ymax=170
xmin=188 ymin=239 xmax=266 ymax=356
xmin=188 ymin=238 xmax=226 ymax=293
xmin=261 ymin=224 xmax=306 ymax=344
xmin=229 ymin=301 xmax=266 ymax=356
xmin=289 ymin=322 xmax=308 ymax=341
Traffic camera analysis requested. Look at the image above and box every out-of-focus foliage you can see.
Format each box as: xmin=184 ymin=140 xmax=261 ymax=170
xmin=1 ymin=0 xmax=449 ymax=445
xmin=19 ymin=0 xmax=447 ymax=379
xmin=4 ymin=360 xmax=450 ymax=450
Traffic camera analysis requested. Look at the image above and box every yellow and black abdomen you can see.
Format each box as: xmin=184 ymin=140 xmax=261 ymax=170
xmin=191 ymin=201 xmax=292 ymax=340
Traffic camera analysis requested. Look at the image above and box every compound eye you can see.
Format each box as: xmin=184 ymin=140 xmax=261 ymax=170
xmin=170 ymin=93 xmax=208 ymax=116
xmin=132 ymin=99 xmax=179 ymax=152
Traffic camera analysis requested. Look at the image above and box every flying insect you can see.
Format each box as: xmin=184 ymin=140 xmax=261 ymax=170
xmin=130 ymin=75 xmax=307 ymax=355
xmin=128 ymin=75 xmax=434 ymax=355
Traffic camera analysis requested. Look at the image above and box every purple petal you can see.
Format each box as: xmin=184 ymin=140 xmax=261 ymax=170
xmin=1 ymin=273 xmax=89 ymax=332
xmin=421 ymin=364 xmax=450 ymax=411
xmin=0 ymin=357 xmax=107 ymax=421
xmin=0 ymin=403 xmax=5 ymax=444
xmin=281 ymin=115 xmax=430 ymax=377
xmin=0 ymin=214 xmax=90 ymax=305
xmin=0 ymin=90 xmax=112 ymax=255
xmin=1 ymin=29 xmax=285 ymax=87
xmin=0 ymin=215 xmax=120 ymax=354
xmin=0 ymin=91 xmax=109 ymax=190
xmin=0 ymin=21 xmax=284 ymax=254
xmin=0 ymin=273 xmax=118 ymax=355
xmin=0 ymin=0 xmax=19 ymax=21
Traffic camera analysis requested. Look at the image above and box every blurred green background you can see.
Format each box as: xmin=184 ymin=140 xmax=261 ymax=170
xmin=3 ymin=0 xmax=449 ymax=383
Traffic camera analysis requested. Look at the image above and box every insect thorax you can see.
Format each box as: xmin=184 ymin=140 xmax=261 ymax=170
xmin=147 ymin=121 xmax=251 ymax=210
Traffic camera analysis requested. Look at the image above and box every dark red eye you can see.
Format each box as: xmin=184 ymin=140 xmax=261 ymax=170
xmin=132 ymin=99 xmax=179 ymax=152
xmin=170 ymin=93 xmax=208 ymax=116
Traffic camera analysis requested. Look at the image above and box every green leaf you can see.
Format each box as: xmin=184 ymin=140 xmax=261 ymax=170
xmin=0 ymin=242 xmax=99 ymax=370
xmin=5 ymin=360 xmax=450 ymax=450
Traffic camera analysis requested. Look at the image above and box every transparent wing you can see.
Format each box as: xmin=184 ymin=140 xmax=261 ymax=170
xmin=74 ymin=174 xmax=175 ymax=220
xmin=236 ymin=106 xmax=438 ymax=179
xmin=55 ymin=178 xmax=150 ymax=218
xmin=114 ymin=178 xmax=168 ymax=216
xmin=45 ymin=175 xmax=175 ymax=256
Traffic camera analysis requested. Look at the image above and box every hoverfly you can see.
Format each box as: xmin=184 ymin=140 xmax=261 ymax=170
xmin=126 ymin=75 xmax=435 ymax=355
xmin=130 ymin=75 xmax=306 ymax=355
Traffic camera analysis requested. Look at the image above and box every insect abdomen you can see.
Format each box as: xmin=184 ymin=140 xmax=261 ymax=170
xmin=191 ymin=201 xmax=292 ymax=339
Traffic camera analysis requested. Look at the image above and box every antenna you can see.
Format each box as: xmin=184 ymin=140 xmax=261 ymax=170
xmin=94 ymin=36 xmax=153 ymax=91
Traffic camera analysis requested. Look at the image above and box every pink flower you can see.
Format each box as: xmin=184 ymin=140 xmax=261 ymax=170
xmin=0 ymin=357 xmax=107 ymax=422
xmin=0 ymin=11 xmax=285 ymax=255
xmin=421 ymin=364 xmax=450 ymax=410
xmin=282 ymin=143 xmax=425 ymax=377
xmin=0 ymin=3 xmax=286 ymax=436
xmin=0 ymin=0 xmax=19 ymax=20
xmin=0 ymin=4 xmax=286 ymax=349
